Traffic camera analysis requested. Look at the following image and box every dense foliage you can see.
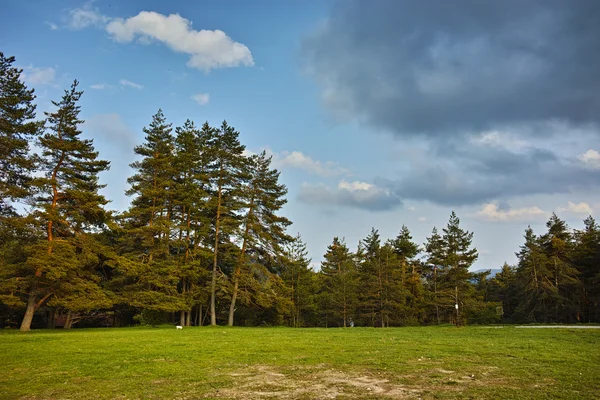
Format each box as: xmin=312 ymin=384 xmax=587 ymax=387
xmin=1 ymin=52 xmax=599 ymax=330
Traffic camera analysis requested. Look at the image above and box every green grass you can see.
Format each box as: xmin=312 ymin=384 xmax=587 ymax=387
xmin=1 ymin=325 xmax=599 ymax=399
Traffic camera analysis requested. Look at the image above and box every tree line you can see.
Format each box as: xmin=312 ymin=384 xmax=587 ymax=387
xmin=1 ymin=52 xmax=599 ymax=330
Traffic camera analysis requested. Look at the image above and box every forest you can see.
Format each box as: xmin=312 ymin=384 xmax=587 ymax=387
xmin=1 ymin=51 xmax=599 ymax=331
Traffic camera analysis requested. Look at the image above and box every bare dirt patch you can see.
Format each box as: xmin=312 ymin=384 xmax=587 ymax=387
xmin=211 ymin=365 xmax=422 ymax=399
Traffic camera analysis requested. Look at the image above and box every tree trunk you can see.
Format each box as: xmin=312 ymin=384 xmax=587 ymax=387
xmin=210 ymin=178 xmax=223 ymax=326
xmin=47 ymin=308 xmax=56 ymax=329
xmin=343 ymin=297 xmax=347 ymax=328
xmin=434 ymin=267 xmax=440 ymax=324
xmin=198 ymin=305 xmax=202 ymax=326
xmin=228 ymin=279 xmax=239 ymax=327
xmin=186 ymin=310 xmax=191 ymax=326
xmin=455 ymin=286 xmax=459 ymax=327
xmin=20 ymin=291 xmax=37 ymax=332
xmin=64 ymin=311 xmax=73 ymax=329
xmin=179 ymin=310 xmax=185 ymax=326
xmin=228 ymin=196 xmax=254 ymax=327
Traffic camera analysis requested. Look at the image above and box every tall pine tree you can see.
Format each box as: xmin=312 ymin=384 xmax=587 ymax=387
xmin=0 ymin=52 xmax=43 ymax=213
xmin=228 ymin=151 xmax=292 ymax=326
xmin=206 ymin=121 xmax=246 ymax=325
xmin=19 ymin=80 xmax=111 ymax=331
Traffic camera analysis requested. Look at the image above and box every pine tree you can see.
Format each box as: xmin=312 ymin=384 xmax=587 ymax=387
xmin=19 ymin=80 xmax=111 ymax=331
xmin=573 ymin=216 xmax=600 ymax=322
xmin=206 ymin=121 xmax=246 ymax=325
xmin=392 ymin=226 xmax=423 ymax=324
xmin=514 ymin=226 xmax=553 ymax=322
xmin=487 ymin=262 xmax=518 ymax=322
xmin=281 ymin=233 xmax=313 ymax=327
xmin=540 ymin=213 xmax=580 ymax=322
xmin=118 ymin=109 xmax=182 ymax=315
xmin=393 ymin=225 xmax=420 ymax=285
xmin=320 ymin=237 xmax=358 ymax=327
xmin=228 ymin=151 xmax=292 ymax=326
xmin=0 ymin=52 xmax=43 ymax=317
xmin=440 ymin=211 xmax=478 ymax=325
xmin=424 ymin=227 xmax=444 ymax=324
xmin=0 ymin=52 xmax=43 ymax=213
xmin=171 ymin=120 xmax=212 ymax=325
xmin=356 ymin=228 xmax=385 ymax=327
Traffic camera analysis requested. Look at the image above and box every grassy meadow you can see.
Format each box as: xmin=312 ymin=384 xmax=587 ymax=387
xmin=1 ymin=325 xmax=599 ymax=399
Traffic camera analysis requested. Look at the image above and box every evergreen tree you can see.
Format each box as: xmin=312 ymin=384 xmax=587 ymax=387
xmin=392 ymin=226 xmax=423 ymax=324
xmin=440 ymin=211 xmax=478 ymax=325
xmin=356 ymin=228 xmax=386 ymax=327
xmin=172 ymin=120 xmax=212 ymax=325
xmin=19 ymin=80 xmax=111 ymax=331
xmin=206 ymin=121 xmax=246 ymax=325
xmin=0 ymin=52 xmax=42 ymax=321
xmin=0 ymin=52 xmax=43 ymax=213
xmin=424 ymin=227 xmax=445 ymax=324
xmin=320 ymin=237 xmax=358 ymax=327
xmin=514 ymin=226 xmax=553 ymax=322
xmin=487 ymin=263 xmax=519 ymax=322
xmin=281 ymin=233 xmax=313 ymax=327
xmin=118 ymin=109 xmax=182 ymax=315
xmin=539 ymin=214 xmax=580 ymax=322
xmin=573 ymin=216 xmax=600 ymax=322
xmin=393 ymin=225 xmax=420 ymax=285
xmin=228 ymin=151 xmax=292 ymax=325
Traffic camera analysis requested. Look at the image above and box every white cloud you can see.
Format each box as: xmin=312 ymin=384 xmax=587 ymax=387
xmin=67 ymin=2 xmax=109 ymax=30
xmin=191 ymin=93 xmax=210 ymax=106
xmin=119 ymin=79 xmax=143 ymax=89
xmin=90 ymin=83 xmax=109 ymax=90
xmin=470 ymin=130 xmax=528 ymax=151
xmin=338 ymin=180 xmax=373 ymax=191
xmin=105 ymin=12 xmax=254 ymax=72
xmin=298 ymin=180 xmax=401 ymax=211
xmin=46 ymin=22 xmax=59 ymax=30
xmin=578 ymin=149 xmax=600 ymax=169
xmin=558 ymin=201 xmax=593 ymax=215
xmin=473 ymin=203 xmax=546 ymax=222
xmin=271 ymin=150 xmax=350 ymax=177
xmin=21 ymin=65 xmax=55 ymax=85
xmin=418 ymin=216 xmax=428 ymax=222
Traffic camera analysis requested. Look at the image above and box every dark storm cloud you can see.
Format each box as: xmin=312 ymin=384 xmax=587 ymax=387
xmin=302 ymin=0 xmax=600 ymax=137
xmin=379 ymin=144 xmax=600 ymax=206
xmin=297 ymin=182 xmax=403 ymax=211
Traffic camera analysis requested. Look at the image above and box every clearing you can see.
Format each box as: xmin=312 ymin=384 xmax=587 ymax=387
xmin=1 ymin=325 xmax=599 ymax=399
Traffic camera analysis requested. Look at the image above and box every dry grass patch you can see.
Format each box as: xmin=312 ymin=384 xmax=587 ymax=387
xmin=212 ymin=365 xmax=422 ymax=399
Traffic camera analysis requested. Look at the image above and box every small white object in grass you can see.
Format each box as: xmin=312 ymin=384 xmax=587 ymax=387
xmin=176 ymin=325 xmax=183 ymax=330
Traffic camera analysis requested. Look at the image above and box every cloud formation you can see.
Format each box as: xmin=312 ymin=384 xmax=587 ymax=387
xmin=21 ymin=65 xmax=55 ymax=85
xmin=191 ymin=93 xmax=210 ymax=106
xmin=303 ymin=0 xmax=600 ymax=137
xmin=379 ymin=140 xmax=600 ymax=206
xmin=272 ymin=151 xmax=350 ymax=177
xmin=61 ymin=5 xmax=253 ymax=72
xmin=298 ymin=180 xmax=402 ymax=211
xmin=473 ymin=203 xmax=546 ymax=222
xmin=67 ymin=2 xmax=109 ymax=29
xmin=579 ymin=149 xmax=600 ymax=169
xmin=558 ymin=201 xmax=593 ymax=215
xmin=90 ymin=83 xmax=109 ymax=90
xmin=119 ymin=79 xmax=143 ymax=90
xmin=106 ymin=12 xmax=254 ymax=72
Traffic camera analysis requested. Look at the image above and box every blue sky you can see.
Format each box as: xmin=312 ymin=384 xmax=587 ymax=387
xmin=3 ymin=0 xmax=600 ymax=270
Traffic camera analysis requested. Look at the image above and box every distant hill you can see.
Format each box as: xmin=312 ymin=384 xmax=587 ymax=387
xmin=472 ymin=269 xmax=502 ymax=278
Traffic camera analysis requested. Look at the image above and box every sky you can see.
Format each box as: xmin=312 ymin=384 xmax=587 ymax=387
xmin=2 ymin=0 xmax=600 ymax=271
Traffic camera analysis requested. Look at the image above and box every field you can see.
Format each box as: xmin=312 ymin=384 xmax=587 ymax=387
xmin=1 ymin=326 xmax=599 ymax=399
